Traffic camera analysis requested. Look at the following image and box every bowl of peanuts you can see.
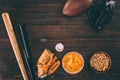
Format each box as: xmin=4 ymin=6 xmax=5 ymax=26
xmin=90 ymin=51 xmax=112 ymax=73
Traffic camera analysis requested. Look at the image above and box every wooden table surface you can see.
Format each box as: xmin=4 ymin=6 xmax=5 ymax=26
xmin=0 ymin=0 xmax=120 ymax=80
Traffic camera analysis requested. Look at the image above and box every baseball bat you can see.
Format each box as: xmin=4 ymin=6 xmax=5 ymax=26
xmin=2 ymin=13 xmax=28 ymax=80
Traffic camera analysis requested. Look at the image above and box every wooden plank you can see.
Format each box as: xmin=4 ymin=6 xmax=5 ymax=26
xmin=0 ymin=0 xmax=120 ymax=80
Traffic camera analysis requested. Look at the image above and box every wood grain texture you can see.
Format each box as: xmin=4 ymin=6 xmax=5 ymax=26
xmin=2 ymin=13 xmax=28 ymax=80
xmin=0 ymin=0 xmax=120 ymax=80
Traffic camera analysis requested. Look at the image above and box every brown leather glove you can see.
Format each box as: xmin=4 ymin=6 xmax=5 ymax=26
xmin=63 ymin=0 xmax=93 ymax=16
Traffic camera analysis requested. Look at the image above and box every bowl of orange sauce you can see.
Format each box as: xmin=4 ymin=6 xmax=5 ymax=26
xmin=62 ymin=51 xmax=84 ymax=74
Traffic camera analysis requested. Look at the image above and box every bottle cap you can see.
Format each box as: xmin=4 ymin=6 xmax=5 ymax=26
xmin=55 ymin=43 xmax=64 ymax=52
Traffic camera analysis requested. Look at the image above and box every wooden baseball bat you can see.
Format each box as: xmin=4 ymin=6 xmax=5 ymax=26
xmin=2 ymin=13 xmax=28 ymax=80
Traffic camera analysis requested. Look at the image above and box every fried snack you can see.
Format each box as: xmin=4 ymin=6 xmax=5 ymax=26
xmin=50 ymin=56 xmax=57 ymax=67
xmin=37 ymin=49 xmax=51 ymax=65
xmin=62 ymin=51 xmax=84 ymax=74
xmin=48 ymin=61 xmax=60 ymax=75
xmin=37 ymin=49 xmax=60 ymax=78
xmin=37 ymin=49 xmax=51 ymax=78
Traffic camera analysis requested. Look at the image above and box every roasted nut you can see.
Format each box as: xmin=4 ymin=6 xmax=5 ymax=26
xmin=90 ymin=51 xmax=111 ymax=73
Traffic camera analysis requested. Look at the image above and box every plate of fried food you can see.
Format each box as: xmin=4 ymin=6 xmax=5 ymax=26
xmin=37 ymin=49 xmax=60 ymax=78
xmin=62 ymin=51 xmax=84 ymax=74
